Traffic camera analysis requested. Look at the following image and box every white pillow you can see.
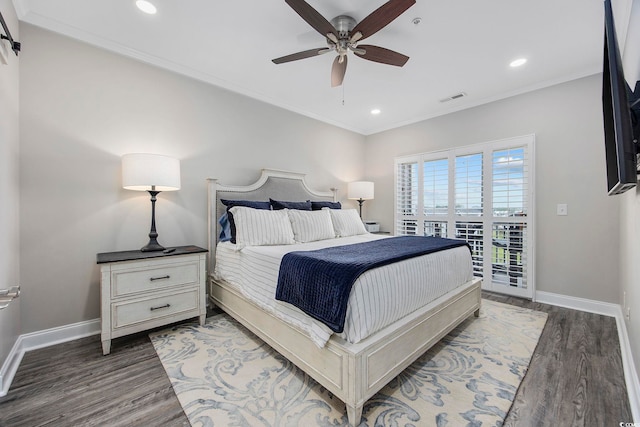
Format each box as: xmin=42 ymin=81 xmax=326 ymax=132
xmin=287 ymin=209 xmax=335 ymax=243
xmin=329 ymin=208 xmax=368 ymax=237
xmin=229 ymin=206 xmax=295 ymax=248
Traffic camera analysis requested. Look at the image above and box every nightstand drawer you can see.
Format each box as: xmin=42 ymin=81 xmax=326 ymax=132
xmin=112 ymin=289 xmax=199 ymax=329
xmin=112 ymin=262 xmax=199 ymax=297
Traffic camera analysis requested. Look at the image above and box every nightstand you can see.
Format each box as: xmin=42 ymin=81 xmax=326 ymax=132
xmin=97 ymin=245 xmax=207 ymax=355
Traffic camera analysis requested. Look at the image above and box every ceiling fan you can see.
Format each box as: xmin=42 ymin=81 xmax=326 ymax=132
xmin=272 ymin=0 xmax=416 ymax=87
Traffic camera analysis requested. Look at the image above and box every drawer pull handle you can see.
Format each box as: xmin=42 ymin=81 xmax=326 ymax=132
xmin=150 ymin=304 xmax=171 ymax=311
xmin=149 ymin=275 xmax=170 ymax=281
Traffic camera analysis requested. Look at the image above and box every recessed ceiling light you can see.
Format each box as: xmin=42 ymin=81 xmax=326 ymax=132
xmin=509 ymin=58 xmax=527 ymax=68
xmin=371 ymin=108 xmax=381 ymax=115
xmin=136 ymin=0 xmax=157 ymax=14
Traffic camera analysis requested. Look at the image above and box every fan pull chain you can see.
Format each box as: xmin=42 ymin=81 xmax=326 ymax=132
xmin=342 ymin=82 xmax=345 ymax=106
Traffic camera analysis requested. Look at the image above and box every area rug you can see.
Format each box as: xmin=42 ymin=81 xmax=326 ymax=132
xmin=150 ymin=300 xmax=547 ymax=426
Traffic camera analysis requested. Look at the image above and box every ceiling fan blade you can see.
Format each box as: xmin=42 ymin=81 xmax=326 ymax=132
xmin=285 ymin=0 xmax=338 ymax=39
xmin=354 ymin=44 xmax=409 ymax=67
xmin=351 ymin=0 xmax=416 ymax=41
xmin=272 ymin=47 xmax=331 ymax=64
xmin=331 ymin=55 xmax=347 ymax=87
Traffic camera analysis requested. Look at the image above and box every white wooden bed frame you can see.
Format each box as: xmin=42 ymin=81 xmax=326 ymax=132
xmin=207 ymin=169 xmax=481 ymax=426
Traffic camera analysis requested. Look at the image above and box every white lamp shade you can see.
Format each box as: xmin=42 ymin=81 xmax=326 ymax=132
xmin=347 ymin=181 xmax=374 ymax=200
xmin=122 ymin=153 xmax=181 ymax=191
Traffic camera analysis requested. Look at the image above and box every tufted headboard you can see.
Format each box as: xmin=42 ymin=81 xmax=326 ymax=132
xmin=207 ymin=169 xmax=337 ymax=274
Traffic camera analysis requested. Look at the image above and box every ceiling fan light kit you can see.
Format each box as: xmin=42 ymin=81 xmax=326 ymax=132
xmin=272 ymin=0 xmax=416 ymax=87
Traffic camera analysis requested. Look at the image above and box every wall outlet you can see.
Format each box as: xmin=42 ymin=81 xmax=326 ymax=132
xmin=626 ymin=307 xmax=631 ymax=321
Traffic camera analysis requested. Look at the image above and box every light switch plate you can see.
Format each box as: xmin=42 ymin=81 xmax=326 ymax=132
xmin=557 ymin=203 xmax=568 ymax=216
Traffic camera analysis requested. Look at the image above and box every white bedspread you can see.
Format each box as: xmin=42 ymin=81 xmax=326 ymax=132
xmin=213 ymin=234 xmax=473 ymax=347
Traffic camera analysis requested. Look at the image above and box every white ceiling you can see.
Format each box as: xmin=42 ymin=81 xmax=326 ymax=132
xmin=13 ymin=0 xmax=605 ymax=135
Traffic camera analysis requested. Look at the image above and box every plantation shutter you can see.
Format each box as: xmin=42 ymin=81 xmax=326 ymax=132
xmin=423 ymin=158 xmax=449 ymax=237
xmin=454 ymin=153 xmax=483 ymax=216
xmin=490 ymin=146 xmax=530 ymax=291
xmin=395 ymin=159 xmax=419 ymax=235
xmin=452 ymin=152 xmax=484 ymax=278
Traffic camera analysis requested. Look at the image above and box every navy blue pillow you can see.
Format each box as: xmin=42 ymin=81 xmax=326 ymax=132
xmin=221 ymin=199 xmax=271 ymax=244
xmin=311 ymin=201 xmax=342 ymax=210
xmin=269 ymin=198 xmax=312 ymax=211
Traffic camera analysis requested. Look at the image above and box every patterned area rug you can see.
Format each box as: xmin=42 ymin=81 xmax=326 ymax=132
xmin=150 ymin=300 xmax=547 ymax=426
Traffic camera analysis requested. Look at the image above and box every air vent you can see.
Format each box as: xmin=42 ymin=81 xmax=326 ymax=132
xmin=439 ymin=92 xmax=467 ymax=103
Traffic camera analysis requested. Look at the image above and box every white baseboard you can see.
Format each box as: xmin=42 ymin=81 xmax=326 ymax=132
xmin=0 ymin=318 xmax=100 ymax=397
xmin=18 ymin=318 xmax=101 ymax=352
xmin=0 ymin=337 xmax=23 ymax=397
xmin=615 ymin=306 xmax=640 ymax=423
xmin=535 ymin=290 xmax=640 ymax=422
xmin=535 ymin=290 xmax=621 ymax=317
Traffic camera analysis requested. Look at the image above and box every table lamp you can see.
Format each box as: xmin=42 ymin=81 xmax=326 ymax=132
xmin=122 ymin=153 xmax=181 ymax=252
xmin=347 ymin=181 xmax=374 ymax=218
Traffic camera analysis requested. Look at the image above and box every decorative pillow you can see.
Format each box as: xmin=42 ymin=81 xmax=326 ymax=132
xmin=287 ymin=209 xmax=335 ymax=243
xmin=221 ymin=199 xmax=271 ymax=244
xmin=311 ymin=201 xmax=342 ymax=210
xmin=218 ymin=213 xmax=231 ymax=242
xmin=229 ymin=206 xmax=295 ymax=248
xmin=270 ymin=198 xmax=312 ymax=211
xmin=329 ymin=208 xmax=368 ymax=237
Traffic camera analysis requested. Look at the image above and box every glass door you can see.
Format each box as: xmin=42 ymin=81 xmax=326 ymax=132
xmin=395 ymin=135 xmax=535 ymax=299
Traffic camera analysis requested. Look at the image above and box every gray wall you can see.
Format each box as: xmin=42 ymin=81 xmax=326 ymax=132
xmin=364 ymin=74 xmax=621 ymax=304
xmin=0 ymin=0 xmax=21 ymax=388
xmin=617 ymin=0 xmax=640 ymax=389
xmin=621 ymin=183 xmax=640 ymax=383
xmin=19 ymin=24 xmax=366 ymax=333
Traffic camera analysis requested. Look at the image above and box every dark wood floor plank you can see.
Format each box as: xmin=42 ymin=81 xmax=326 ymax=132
xmin=0 ymin=295 xmax=633 ymax=426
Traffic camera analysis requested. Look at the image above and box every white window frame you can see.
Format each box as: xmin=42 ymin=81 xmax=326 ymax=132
xmin=394 ymin=135 xmax=535 ymax=299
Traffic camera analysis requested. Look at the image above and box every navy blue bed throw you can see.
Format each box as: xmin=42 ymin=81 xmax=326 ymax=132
xmin=275 ymin=236 xmax=470 ymax=333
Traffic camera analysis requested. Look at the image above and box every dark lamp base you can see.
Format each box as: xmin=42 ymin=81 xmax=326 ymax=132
xmin=140 ymin=189 xmax=165 ymax=252
xmin=140 ymin=239 xmax=165 ymax=252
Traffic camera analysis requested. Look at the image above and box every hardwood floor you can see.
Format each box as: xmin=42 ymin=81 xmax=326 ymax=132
xmin=486 ymin=292 xmax=633 ymax=426
xmin=0 ymin=293 xmax=633 ymax=426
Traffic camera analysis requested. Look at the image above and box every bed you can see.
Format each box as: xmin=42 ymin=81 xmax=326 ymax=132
xmin=207 ymin=169 xmax=482 ymax=426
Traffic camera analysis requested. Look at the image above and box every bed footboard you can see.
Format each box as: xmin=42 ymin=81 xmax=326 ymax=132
xmin=209 ymin=276 xmax=482 ymax=426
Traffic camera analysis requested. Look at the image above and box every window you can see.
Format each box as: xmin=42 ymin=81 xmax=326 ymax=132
xmin=394 ymin=135 xmax=535 ymax=298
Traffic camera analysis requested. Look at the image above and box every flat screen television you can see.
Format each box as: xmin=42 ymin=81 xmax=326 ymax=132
xmin=603 ymin=0 xmax=639 ymax=195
